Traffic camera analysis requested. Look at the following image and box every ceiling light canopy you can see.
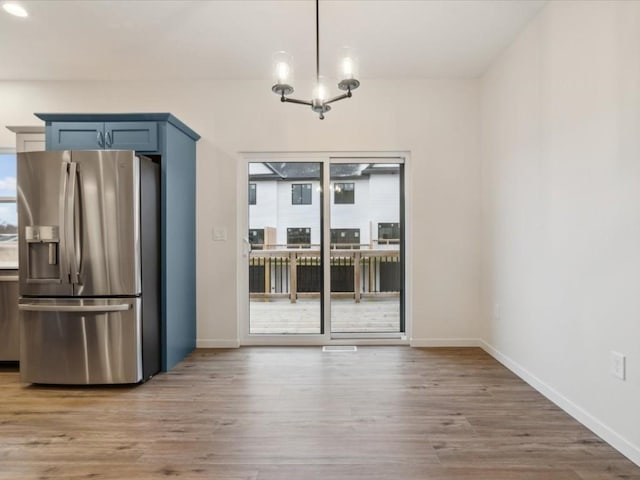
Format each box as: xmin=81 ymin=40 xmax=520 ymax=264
xmin=2 ymin=2 xmax=28 ymax=17
xmin=271 ymin=0 xmax=360 ymax=120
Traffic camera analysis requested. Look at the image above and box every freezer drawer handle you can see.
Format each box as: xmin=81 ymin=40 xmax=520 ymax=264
xmin=18 ymin=303 xmax=132 ymax=313
xmin=0 ymin=276 xmax=19 ymax=282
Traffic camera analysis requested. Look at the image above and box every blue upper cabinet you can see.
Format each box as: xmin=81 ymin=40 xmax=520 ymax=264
xmin=106 ymin=122 xmax=158 ymax=151
xmin=49 ymin=122 xmax=103 ymax=150
xmin=47 ymin=120 xmax=158 ymax=152
xmin=36 ymin=113 xmax=200 ymax=374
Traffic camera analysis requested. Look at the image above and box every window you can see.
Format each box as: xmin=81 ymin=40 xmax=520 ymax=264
xmin=291 ymin=183 xmax=312 ymax=205
xmin=334 ymin=182 xmax=355 ymax=204
xmin=330 ymin=228 xmax=360 ymax=249
xmin=378 ymin=222 xmax=400 ymax=245
xmin=287 ymin=227 xmax=311 ymax=248
xmin=249 ymin=228 xmax=264 ymax=250
xmin=249 ymin=183 xmax=256 ymax=205
xmin=0 ymin=153 xmax=18 ymax=267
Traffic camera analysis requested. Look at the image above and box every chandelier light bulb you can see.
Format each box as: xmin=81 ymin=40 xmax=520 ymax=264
xmin=337 ymin=47 xmax=360 ymax=92
xmin=272 ymin=51 xmax=294 ymax=96
xmin=276 ymin=62 xmax=290 ymax=84
xmin=313 ymin=78 xmax=328 ymax=102
xmin=341 ymin=57 xmax=354 ymax=79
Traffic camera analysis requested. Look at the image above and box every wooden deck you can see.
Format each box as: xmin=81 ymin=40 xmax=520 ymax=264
xmin=0 ymin=347 xmax=638 ymax=479
xmin=250 ymin=297 xmax=400 ymax=334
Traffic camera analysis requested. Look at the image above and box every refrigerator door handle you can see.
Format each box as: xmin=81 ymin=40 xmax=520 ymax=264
xmin=59 ymin=162 xmax=71 ymax=284
xmin=19 ymin=303 xmax=132 ymax=313
xmin=66 ymin=162 xmax=80 ymax=285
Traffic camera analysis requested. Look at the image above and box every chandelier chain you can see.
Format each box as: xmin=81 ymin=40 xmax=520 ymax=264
xmin=316 ymin=0 xmax=320 ymax=82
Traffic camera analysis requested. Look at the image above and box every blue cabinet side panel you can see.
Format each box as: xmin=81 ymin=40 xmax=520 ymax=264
xmin=48 ymin=122 xmax=103 ymax=150
xmin=162 ymin=124 xmax=197 ymax=371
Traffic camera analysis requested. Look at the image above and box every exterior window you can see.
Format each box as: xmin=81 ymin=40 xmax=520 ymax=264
xmin=334 ymin=182 xmax=355 ymax=204
xmin=378 ymin=222 xmax=400 ymax=245
xmin=249 ymin=228 xmax=264 ymax=250
xmin=330 ymin=228 xmax=360 ymax=249
xmin=0 ymin=153 xmax=18 ymax=268
xmin=287 ymin=227 xmax=311 ymax=248
xmin=291 ymin=183 xmax=312 ymax=205
xmin=249 ymin=183 xmax=256 ymax=205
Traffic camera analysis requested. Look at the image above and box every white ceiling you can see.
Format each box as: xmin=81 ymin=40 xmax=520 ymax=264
xmin=0 ymin=0 xmax=546 ymax=81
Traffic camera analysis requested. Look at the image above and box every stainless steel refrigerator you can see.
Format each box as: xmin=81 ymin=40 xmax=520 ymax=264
xmin=17 ymin=150 xmax=160 ymax=384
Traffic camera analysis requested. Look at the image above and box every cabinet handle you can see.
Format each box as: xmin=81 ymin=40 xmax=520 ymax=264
xmin=97 ymin=131 xmax=104 ymax=148
xmin=106 ymin=131 xmax=113 ymax=148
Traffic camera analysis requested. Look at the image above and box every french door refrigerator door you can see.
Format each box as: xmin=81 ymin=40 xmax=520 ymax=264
xmin=17 ymin=151 xmax=74 ymax=297
xmin=70 ymin=150 xmax=141 ymax=297
xmin=19 ymin=298 xmax=142 ymax=384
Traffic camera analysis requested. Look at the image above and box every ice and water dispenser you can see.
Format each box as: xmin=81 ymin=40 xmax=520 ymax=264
xmin=24 ymin=225 xmax=59 ymax=282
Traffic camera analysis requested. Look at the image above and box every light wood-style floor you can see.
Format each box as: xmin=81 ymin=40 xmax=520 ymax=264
xmin=1 ymin=347 xmax=639 ymax=479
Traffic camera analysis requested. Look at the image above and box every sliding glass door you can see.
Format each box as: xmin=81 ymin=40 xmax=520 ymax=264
xmin=245 ymin=155 xmax=404 ymax=340
xmin=329 ymin=161 xmax=403 ymax=335
xmin=248 ymin=162 xmax=323 ymax=334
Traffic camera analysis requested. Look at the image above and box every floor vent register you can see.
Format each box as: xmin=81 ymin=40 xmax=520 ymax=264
xmin=322 ymin=346 xmax=357 ymax=353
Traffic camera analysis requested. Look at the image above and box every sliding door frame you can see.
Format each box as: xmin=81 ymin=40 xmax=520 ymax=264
xmin=238 ymin=151 xmax=411 ymax=346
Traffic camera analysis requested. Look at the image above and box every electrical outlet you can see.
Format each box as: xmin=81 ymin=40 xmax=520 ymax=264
xmin=611 ymin=351 xmax=626 ymax=380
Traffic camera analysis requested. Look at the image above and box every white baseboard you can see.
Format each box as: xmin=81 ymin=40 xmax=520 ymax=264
xmin=480 ymin=340 xmax=640 ymax=467
xmin=196 ymin=339 xmax=240 ymax=348
xmin=410 ymin=338 xmax=481 ymax=347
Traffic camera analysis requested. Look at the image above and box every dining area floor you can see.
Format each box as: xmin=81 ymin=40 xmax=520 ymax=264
xmin=0 ymin=346 xmax=639 ymax=479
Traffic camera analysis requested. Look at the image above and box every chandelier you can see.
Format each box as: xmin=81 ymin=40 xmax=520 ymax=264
xmin=271 ymin=0 xmax=360 ymax=120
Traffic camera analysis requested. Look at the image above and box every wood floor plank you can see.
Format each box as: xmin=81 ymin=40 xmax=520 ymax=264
xmin=0 ymin=347 xmax=638 ymax=479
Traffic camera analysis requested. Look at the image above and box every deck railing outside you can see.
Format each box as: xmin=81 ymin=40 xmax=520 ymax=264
xmin=249 ymin=245 xmax=400 ymax=303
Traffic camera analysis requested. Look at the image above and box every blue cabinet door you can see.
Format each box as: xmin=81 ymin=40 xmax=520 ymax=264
xmin=48 ymin=122 xmax=104 ymax=150
xmin=105 ymin=122 xmax=158 ymax=152
xmin=47 ymin=121 xmax=159 ymax=152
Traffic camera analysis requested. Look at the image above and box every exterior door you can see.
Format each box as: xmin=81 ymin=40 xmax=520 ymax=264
xmin=247 ymin=161 xmax=324 ymax=335
xmin=243 ymin=154 xmax=406 ymax=343
xmin=329 ymin=161 xmax=403 ymax=335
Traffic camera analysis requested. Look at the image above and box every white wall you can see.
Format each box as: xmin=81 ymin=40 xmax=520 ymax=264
xmin=0 ymin=77 xmax=482 ymax=347
xmin=481 ymin=0 xmax=640 ymax=463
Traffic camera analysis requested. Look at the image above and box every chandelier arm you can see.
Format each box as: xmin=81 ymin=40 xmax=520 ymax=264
xmin=324 ymin=93 xmax=351 ymax=105
xmin=283 ymin=97 xmax=313 ymax=106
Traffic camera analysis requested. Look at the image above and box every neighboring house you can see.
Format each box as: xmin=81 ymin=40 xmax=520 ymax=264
xmin=248 ymin=162 xmax=401 ymax=249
